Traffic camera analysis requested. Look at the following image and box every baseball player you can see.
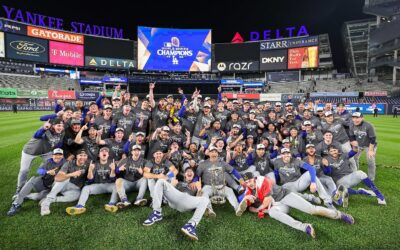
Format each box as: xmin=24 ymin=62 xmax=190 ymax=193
xmin=196 ymin=146 xmax=245 ymax=217
xmin=40 ymin=149 xmax=89 ymax=216
xmin=272 ymin=148 xmax=335 ymax=208
xmin=236 ymin=173 xmax=354 ymax=238
xmin=143 ymin=167 xmax=209 ymax=241
xmin=66 ymin=147 xmax=117 ymax=215
xmin=14 ymin=118 xmax=65 ymax=200
xmin=74 ymin=123 xmax=99 ymax=161
xmin=97 ymin=127 xmax=126 ymax=161
xmin=349 ymin=112 xmax=378 ymax=180
xmin=316 ymin=131 xmax=343 ymax=157
xmin=7 ymin=148 xmax=66 ymax=216
xmin=322 ymin=144 xmax=386 ymax=206
xmin=143 ymin=149 xmax=178 ymax=201
xmin=105 ymin=145 xmax=148 ymax=212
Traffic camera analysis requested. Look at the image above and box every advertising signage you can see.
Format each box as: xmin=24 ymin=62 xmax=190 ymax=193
xmin=0 ymin=87 xmax=17 ymax=98
xmin=214 ymin=42 xmax=259 ymax=61
xmin=49 ymin=41 xmax=84 ymax=66
xmin=214 ymin=61 xmax=259 ymax=72
xmin=138 ymin=26 xmax=212 ymax=72
xmin=84 ymin=35 xmax=134 ymax=60
xmin=260 ymin=35 xmax=318 ymax=50
xmin=48 ymin=90 xmax=76 ymax=100
xmin=260 ymin=49 xmax=287 ymax=71
xmin=5 ymin=33 xmax=48 ymax=63
xmin=267 ymin=71 xmax=300 ymax=82
xmin=27 ymin=26 xmax=84 ymax=44
xmin=85 ymin=56 xmax=135 ymax=69
xmin=0 ymin=18 xmax=27 ymax=35
xmin=288 ymin=46 xmax=318 ymax=69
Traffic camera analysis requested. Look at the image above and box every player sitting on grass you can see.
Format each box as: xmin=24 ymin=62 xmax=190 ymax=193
xmin=143 ymin=167 xmax=208 ymax=241
xmin=104 ymin=145 xmax=148 ymax=213
xmin=66 ymin=147 xmax=116 ymax=215
xmin=236 ymin=172 xmax=355 ymax=239
xmin=322 ymin=144 xmax=386 ymax=207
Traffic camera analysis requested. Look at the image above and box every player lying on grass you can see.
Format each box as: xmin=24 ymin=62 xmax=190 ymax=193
xmin=236 ymin=172 xmax=355 ymax=238
xmin=142 ymin=167 xmax=209 ymax=241
xmin=322 ymin=144 xmax=386 ymax=207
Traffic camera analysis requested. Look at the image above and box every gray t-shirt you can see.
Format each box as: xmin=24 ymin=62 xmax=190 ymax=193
xmin=321 ymin=120 xmax=349 ymax=143
xmin=349 ymin=121 xmax=377 ymax=148
xmin=316 ymin=140 xmax=342 ymax=157
xmin=272 ymin=158 xmax=304 ymax=184
xmin=196 ymin=159 xmax=234 ymax=186
xmin=325 ymin=153 xmax=354 ymax=182
xmin=117 ymin=157 xmax=146 ymax=182
xmin=23 ymin=129 xmax=64 ymax=155
xmin=91 ymin=160 xmax=115 ymax=184
xmin=176 ymin=181 xmax=197 ymax=196
xmin=145 ymin=159 xmax=173 ymax=175
xmin=60 ymin=160 xmax=88 ymax=188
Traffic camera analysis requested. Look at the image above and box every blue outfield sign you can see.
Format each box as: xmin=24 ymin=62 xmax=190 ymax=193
xmin=317 ymin=103 xmax=386 ymax=114
xmin=310 ymin=92 xmax=359 ymax=97
xmin=76 ymin=91 xmax=99 ymax=100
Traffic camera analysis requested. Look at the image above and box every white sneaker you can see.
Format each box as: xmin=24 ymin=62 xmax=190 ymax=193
xmin=41 ymin=206 xmax=50 ymax=216
xmin=377 ymin=198 xmax=387 ymax=205
xmin=235 ymin=199 xmax=248 ymax=216
xmin=357 ymin=188 xmax=376 ymax=197
xmin=134 ymin=199 xmax=148 ymax=206
xmin=205 ymin=207 xmax=216 ymax=218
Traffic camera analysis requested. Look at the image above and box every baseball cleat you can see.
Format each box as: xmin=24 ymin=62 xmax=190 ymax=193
xmin=104 ymin=204 xmax=118 ymax=213
xmin=305 ymin=224 xmax=316 ymax=239
xmin=40 ymin=206 xmax=51 ymax=216
xmin=181 ymin=223 xmax=198 ymax=241
xmin=342 ymin=192 xmax=349 ymax=208
xmin=377 ymin=198 xmax=387 ymax=205
xmin=66 ymin=205 xmax=86 ymax=215
xmin=116 ymin=199 xmax=131 ymax=209
xmin=235 ymin=199 xmax=248 ymax=217
xmin=205 ymin=207 xmax=216 ymax=218
xmin=357 ymin=188 xmax=376 ymax=196
xmin=333 ymin=185 xmax=345 ymax=203
xmin=7 ymin=204 xmax=21 ymax=216
xmin=340 ymin=212 xmax=355 ymax=224
xmin=143 ymin=211 xmax=162 ymax=226
xmin=134 ymin=199 xmax=148 ymax=207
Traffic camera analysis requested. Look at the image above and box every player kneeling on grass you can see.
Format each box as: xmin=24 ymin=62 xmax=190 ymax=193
xmin=322 ymin=144 xmax=386 ymax=207
xmin=40 ymin=149 xmax=89 ymax=216
xmin=105 ymin=145 xmax=148 ymax=212
xmin=7 ymin=148 xmax=66 ymax=216
xmin=236 ymin=172 xmax=355 ymax=239
xmin=143 ymin=167 xmax=208 ymax=241
xmin=66 ymin=147 xmax=117 ymax=215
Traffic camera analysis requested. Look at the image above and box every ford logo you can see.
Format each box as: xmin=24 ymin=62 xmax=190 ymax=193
xmin=10 ymin=40 xmax=46 ymax=54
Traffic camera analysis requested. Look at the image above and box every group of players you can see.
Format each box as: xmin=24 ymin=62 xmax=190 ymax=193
xmin=7 ymin=83 xmax=386 ymax=240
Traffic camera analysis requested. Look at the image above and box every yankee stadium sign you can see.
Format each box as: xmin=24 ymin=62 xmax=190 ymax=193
xmin=1 ymin=5 xmax=124 ymax=39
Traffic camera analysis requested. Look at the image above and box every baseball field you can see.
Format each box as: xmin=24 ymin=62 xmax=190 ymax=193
xmin=1 ymin=112 xmax=399 ymax=249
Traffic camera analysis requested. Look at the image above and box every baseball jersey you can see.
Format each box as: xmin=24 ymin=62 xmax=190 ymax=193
xmin=117 ymin=157 xmax=146 ymax=182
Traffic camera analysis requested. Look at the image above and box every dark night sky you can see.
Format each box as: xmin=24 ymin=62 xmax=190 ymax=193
xmin=1 ymin=0 xmax=372 ymax=71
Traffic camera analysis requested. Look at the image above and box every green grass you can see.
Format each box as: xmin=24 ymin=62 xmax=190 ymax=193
xmin=0 ymin=112 xmax=400 ymax=249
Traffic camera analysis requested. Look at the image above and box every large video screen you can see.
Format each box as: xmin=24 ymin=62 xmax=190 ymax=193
xmin=138 ymin=26 xmax=212 ymax=72
xmin=84 ymin=36 xmax=134 ymax=60
xmin=288 ymin=46 xmax=318 ymax=69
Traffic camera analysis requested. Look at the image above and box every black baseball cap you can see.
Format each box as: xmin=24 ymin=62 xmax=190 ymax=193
xmin=51 ymin=118 xmax=63 ymax=125
xmin=76 ymin=149 xmax=88 ymax=155
xmin=243 ymin=172 xmax=254 ymax=181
